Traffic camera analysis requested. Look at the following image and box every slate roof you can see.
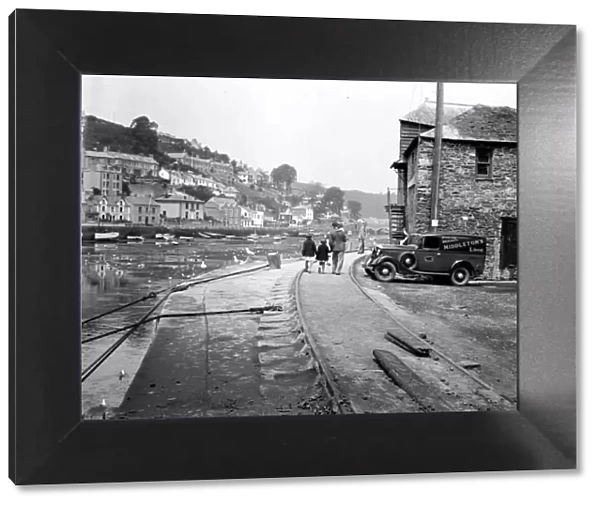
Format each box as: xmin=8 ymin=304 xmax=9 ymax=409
xmin=401 ymin=100 xmax=473 ymax=126
xmin=90 ymin=195 xmax=128 ymax=206
xmin=125 ymin=196 xmax=160 ymax=207
xmin=85 ymin=150 xmax=157 ymax=164
xmin=155 ymin=192 xmax=203 ymax=203
xmin=420 ymin=105 xmax=517 ymax=143
xmin=207 ymin=196 xmax=237 ymax=208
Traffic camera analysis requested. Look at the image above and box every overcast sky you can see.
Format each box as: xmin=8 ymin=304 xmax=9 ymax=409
xmin=83 ymin=76 xmax=516 ymax=193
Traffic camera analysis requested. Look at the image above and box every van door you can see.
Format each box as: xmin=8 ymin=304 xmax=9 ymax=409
xmin=415 ymin=236 xmax=443 ymax=272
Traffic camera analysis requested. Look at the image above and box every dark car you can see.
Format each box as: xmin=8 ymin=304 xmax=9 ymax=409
xmin=363 ymin=233 xmax=486 ymax=286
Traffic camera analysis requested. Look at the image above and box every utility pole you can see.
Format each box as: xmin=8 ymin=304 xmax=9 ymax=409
xmin=430 ymin=82 xmax=444 ymax=232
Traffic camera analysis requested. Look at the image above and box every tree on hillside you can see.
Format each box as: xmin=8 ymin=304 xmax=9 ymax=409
xmin=129 ymin=115 xmax=159 ymax=156
xmin=288 ymin=195 xmax=302 ymax=207
xmin=271 ymin=164 xmax=297 ymax=191
xmin=304 ymin=181 xmax=326 ymax=198
xmin=154 ymin=151 xmax=174 ymax=168
xmin=322 ymin=186 xmax=345 ymax=215
xmin=347 ymin=200 xmax=362 ymax=219
xmin=178 ymin=185 xmax=214 ymax=202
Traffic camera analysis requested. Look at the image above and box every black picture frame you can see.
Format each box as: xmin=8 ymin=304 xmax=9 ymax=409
xmin=9 ymin=9 xmax=577 ymax=485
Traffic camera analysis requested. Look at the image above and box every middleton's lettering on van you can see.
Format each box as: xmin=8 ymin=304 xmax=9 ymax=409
xmin=441 ymin=237 xmax=486 ymax=252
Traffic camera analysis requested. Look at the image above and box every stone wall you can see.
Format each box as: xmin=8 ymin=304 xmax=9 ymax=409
xmin=411 ymin=139 xmax=517 ymax=278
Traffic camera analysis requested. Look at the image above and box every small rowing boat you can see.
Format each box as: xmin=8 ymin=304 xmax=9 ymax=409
xmin=203 ymin=232 xmax=226 ymax=239
xmin=95 ymin=232 xmax=119 ymax=241
xmin=126 ymin=235 xmax=144 ymax=242
xmin=179 ymin=236 xmax=194 ymax=242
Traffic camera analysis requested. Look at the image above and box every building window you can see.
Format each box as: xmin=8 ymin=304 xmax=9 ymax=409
xmin=139 ymin=206 xmax=143 ymax=213
xmin=476 ymin=148 xmax=493 ymax=178
xmin=152 ymin=207 xmax=156 ymax=214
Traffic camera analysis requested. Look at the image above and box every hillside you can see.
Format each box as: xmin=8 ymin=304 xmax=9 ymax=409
xmin=343 ymin=189 xmax=397 ymax=219
xmin=84 ymin=115 xmax=232 ymax=165
xmin=84 ymin=115 xmax=397 ymax=219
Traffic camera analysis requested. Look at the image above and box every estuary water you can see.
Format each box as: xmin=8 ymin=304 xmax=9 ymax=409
xmin=80 ymin=236 xmax=304 ymax=415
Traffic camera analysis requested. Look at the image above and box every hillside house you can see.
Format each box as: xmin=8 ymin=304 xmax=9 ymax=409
xmin=84 ymin=148 xmax=159 ymax=177
xmin=128 ymin=183 xmax=168 ymax=199
xmin=87 ymin=195 xmax=131 ymax=222
xmin=126 ymin=196 xmax=161 ymax=225
xmin=396 ymin=103 xmax=517 ymax=278
xmin=167 ymin=152 xmax=212 ymax=173
xmin=204 ymin=196 xmax=237 ymax=224
xmin=290 ymin=205 xmax=314 ymax=225
xmin=263 ymin=211 xmax=277 ymax=226
xmin=255 ymin=169 xmax=270 ymax=186
xmin=222 ymin=186 xmax=240 ymax=199
xmin=82 ymin=164 xmax=122 ymax=198
xmin=155 ymin=192 xmax=204 ymax=222
xmin=209 ymin=161 xmax=236 ymax=185
xmin=237 ymin=167 xmax=250 ymax=184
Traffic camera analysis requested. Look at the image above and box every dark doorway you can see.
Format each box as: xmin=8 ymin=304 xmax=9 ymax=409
xmin=500 ymin=217 xmax=517 ymax=269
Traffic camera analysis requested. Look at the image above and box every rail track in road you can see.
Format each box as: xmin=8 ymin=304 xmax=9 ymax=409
xmin=347 ymin=255 xmax=515 ymax=411
xmin=293 ymin=269 xmax=352 ymax=414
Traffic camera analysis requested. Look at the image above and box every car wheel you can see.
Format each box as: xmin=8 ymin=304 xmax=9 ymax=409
xmin=450 ymin=266 xmax=470 ymax=286
xmin=374 ymin=261 xmax=397 ymax=282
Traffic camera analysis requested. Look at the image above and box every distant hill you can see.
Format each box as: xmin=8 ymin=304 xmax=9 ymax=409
xmin=343 ymin=189 xmax=397 ymax=220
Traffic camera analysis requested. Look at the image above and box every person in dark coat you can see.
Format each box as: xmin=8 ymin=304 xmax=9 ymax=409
xmin=301 ymin=234 xmax=318 ymax=273
xmin=315 ymin=238 xmax=330 ymax=274
xmin=328 ymin=222 xmax=347 ymax=275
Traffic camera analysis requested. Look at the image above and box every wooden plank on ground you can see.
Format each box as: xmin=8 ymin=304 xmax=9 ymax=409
xmin=373 ymin=349 xmax=452 ymax=412
xmin=384 ymin=329 xmax=431 ymax=357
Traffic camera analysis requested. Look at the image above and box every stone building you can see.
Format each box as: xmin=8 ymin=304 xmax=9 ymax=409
xmin=396 ymin=103 xmax=517 ymax=278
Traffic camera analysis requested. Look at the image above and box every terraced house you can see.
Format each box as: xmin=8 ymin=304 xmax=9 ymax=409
xmin=84 ymin=147 xmax=159 ymax=177
xmin=155 ymin=192 xmax=204 ymax=222
xmin=82 ymin=164 xmax=122 ymax=197
xmin=85 ymin=195 xmax=130 ymax=222
xmin=394 ymin=102 xmax=517 ymax=278
xmin=127 ymin=196 xmax=161 ymax=225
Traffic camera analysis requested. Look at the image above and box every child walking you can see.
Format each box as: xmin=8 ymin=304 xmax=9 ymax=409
xmin=301 ymin=234 xmax=317 ymax=273
xmin=316 ymin=238 xmax=330 ymax=274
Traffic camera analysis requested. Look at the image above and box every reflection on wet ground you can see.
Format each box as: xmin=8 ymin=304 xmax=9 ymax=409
xmin=81 ymin=237 xmax=304 ymax=414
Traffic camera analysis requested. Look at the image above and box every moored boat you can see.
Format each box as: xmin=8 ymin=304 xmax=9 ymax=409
xmin=126 ymin=235 xmax=144 ymax=242
xmin=95 ymin=232 xmax=120 ymax=241
xmin=203 ymin=232 xmax=226 ymax=239
xmin=197 ymin=232 xmax=212 ymax=239
xmin=179 ymin=236 xmax=194 ymax=242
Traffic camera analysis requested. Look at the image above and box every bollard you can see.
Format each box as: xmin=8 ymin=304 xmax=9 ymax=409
xmin=267 ymin=252 xmax=282 ymax=269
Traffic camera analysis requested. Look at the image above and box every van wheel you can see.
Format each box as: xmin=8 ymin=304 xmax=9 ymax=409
xmin=399 ymin=252 xmax=417 ymax=270
xmin=450 ymin=266 xmax=470 ymax=286
xmin=374 ymin=262 xmax=397 ymax=282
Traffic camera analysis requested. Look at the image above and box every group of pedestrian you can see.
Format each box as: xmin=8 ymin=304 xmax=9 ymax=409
xmin=301 ymin=222 xmax=348 ymax=275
